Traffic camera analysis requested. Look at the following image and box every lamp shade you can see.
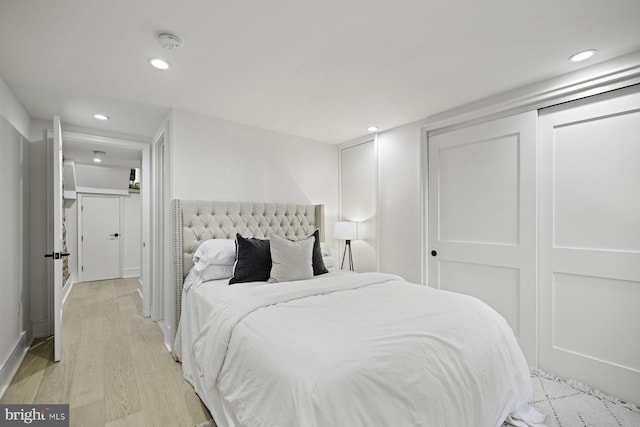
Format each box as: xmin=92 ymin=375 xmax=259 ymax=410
xmin=334 ymin=221 xmax=358 ymax=240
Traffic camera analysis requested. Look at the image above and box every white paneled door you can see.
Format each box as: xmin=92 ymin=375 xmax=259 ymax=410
xmin=81 ymin=195 xmax=121 ymax=282
xmin=428 ymin=111 xmax=538 ymax=364
xmin=539 ymin=86 xmax=640 ymax=405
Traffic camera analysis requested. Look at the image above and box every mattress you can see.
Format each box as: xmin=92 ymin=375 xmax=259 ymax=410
xmin=177 ymin=271 xmax=544 ymax=427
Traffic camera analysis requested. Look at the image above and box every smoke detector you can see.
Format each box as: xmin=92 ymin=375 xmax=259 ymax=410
xmin=158 ymin=33 xmax=183 ymax=50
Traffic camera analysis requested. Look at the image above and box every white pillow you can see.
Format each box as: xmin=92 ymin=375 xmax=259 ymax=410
xmin=193 ymin=239 xmax=236 ymax=267
xmin=197 ymin=264 xmax=234 ymax=282
xmin=323 ymin=255 xmax=337 ymax=271
xmin=320 ymin=243 xmax=336 ymax=271
xmin=269 ymin=233 xmax=314 ymax=283
xmin=320 ymin=242 xmax=332 ymax=257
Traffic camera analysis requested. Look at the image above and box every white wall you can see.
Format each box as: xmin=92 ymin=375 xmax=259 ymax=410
xmin=28 ymin=141 xmax=49 ymax=337
xmin=169 ymin=110 xmax=340 ymax=220
xmin=0 ymin=76 xmax=32 ymax=397
xmin=74 ymin=163 xmax=130 ymax=192
xmin=157 ymin=109 xmax=340 ymax=344
xmin=123 ymin=193 xmax=141 ymax=277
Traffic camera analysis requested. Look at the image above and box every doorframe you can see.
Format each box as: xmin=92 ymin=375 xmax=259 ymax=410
xmin=151 ymin=118 xmax=172 ymax=349
xmin=77 ymin=193 xmax=124 ymax=282
xmin=57 ymin=131 xmax=152 ymax=315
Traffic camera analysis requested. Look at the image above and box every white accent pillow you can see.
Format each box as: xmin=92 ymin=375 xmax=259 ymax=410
xmin=193 ymin=239 xmax=236 ymax=267
xmin=198 ymin=264 xmax=234 ymax=282
xmin=320 ymin=242 xmax=336 ymax=271
xmin=269 ymin=233 xmax=314 ymax=283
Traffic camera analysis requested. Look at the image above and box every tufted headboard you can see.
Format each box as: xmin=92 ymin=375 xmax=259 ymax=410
xmin=171 ymin=200 xmax=325 ymax=355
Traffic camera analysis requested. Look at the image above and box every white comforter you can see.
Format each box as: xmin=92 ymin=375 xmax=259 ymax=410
xmin=181 ymin=272 xmax=543 ymax=427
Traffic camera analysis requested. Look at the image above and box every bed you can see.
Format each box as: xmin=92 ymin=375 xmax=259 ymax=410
xmin=172 ymin=200 xmax=545 ymax=427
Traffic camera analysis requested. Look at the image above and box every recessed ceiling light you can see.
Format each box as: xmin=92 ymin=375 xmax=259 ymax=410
xmin=93 ymin=114 xmax=109 ymax=121
xmin=93 ymin=150 xmax=106 ymax=163
xmin=368 ymin=126 xmax=379 ymax=132
xmin=149 ymin=57 xmax=170 ymax=70
xmin=569 ymin=49 xmax=597 ymax=63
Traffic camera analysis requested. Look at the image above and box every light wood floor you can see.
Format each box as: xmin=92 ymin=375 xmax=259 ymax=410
xmin=1 ymin=277 xmax=211 ymax=427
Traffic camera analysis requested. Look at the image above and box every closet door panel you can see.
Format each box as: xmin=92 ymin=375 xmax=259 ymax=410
xmin=428 ymin=111 xmax=537 ymax=364
xmin=438 ymin=134 xmax=519 ymax=245
xmin=539 ymin=85 xmax=640 ymax=405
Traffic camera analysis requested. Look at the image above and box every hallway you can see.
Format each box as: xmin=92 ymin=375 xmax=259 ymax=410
xmin=1 ymin=278 xmax=210 ymax=426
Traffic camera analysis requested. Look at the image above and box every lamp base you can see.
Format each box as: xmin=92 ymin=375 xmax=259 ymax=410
xmin=340 ymin=240 xmax=354 ymax=271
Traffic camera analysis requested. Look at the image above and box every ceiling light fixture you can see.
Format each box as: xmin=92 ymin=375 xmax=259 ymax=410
xmin=368 ymin=126 xmax=379 ymax=132
xmin=93 ymin=150 xmax=106 ymax=163
xmin=569 ymin=49 xmax=597 ymax=63
xmin=93 ymin=113 xmax=109 ymax=121
xmin=149 ymin=57 xmax=170 ymax=70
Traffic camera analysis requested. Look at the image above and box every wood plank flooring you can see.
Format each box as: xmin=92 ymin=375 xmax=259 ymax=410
xmin=1 ymin=278 xmax=211 ymax=427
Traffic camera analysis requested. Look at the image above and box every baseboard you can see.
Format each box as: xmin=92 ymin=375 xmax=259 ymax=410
xmin=0 ymin=331 xmax=32 ymax=399
xmin=124 ymin=267 xmax=140 ymax=278
xmin=156 ymin=320 xmax=172 ymax=353
xmin=136 ymin=287 xmax=143 ymax=300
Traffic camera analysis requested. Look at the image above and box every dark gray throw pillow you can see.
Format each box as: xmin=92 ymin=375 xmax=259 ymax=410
xmin=229 ymin=234 xmax=271 ymax=284
xmin=310 ymin=229 xmax=328 ymax=276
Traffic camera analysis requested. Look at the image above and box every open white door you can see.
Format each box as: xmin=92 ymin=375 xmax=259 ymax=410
xmin=45 ymin=116 xmax=65 ymax=362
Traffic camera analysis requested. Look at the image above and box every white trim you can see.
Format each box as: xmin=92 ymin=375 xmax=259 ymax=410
xmin=156 ymin=320 xmax=172 ymax=353
xmin=141 ymin=144 xmax=152 ymax=318
xmin=75 ymin=186 xmax=129 ymax=196
xmin=53 ymin=129 xmax=152 ymax=317
xmin=119 ymin=196 xmax=125 ymax=279
xmin=420 ymin=130 xmax=429 ymax=286
xmin=373 ymin=134 xmax=381 ymax=272
xmin=0 ymin=331 xmax=31 ymax=399
xmin=59 ymin=130 xmax=150 ymax=149
xmin=338 ymin=133 xmax=377 ymax=150
xmin=151 ymin=118 xmax=171 ymax=324
xmin=124 ymin=267 xmax=140 ymax=278
xmin=420 ymin=50 xmax=640 ymax=135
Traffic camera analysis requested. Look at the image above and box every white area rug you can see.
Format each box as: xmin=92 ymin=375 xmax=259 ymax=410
xmin=196 ymin=369 xmax=640 ymax=427
xmin=508 ymin=369 xmax=640 ymax=427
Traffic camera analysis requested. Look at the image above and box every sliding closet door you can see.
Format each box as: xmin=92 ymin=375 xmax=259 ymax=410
xmin=428 ymin=111 xmax=537 ymax=364
xmin=539 ymin=86 xmax=640 ymax=405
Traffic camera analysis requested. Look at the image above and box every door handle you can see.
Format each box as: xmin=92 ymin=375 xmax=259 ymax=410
xmin=110 ymin=233 xmax=119 ymax=238
xmin=44 ymin=252 xmax=71 ymax=259
xmin=431 ymin=250 xmax=437 ymax=256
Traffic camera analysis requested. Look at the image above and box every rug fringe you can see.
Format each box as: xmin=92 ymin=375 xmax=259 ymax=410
xmin=530 ymin=367 xmax=640 ymax=414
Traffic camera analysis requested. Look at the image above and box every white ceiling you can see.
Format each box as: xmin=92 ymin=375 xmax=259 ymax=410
xmin=64 ymin=139 xmax=141 ymax=168
xmin=1 ymin=0 xmax=639 ymax=144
